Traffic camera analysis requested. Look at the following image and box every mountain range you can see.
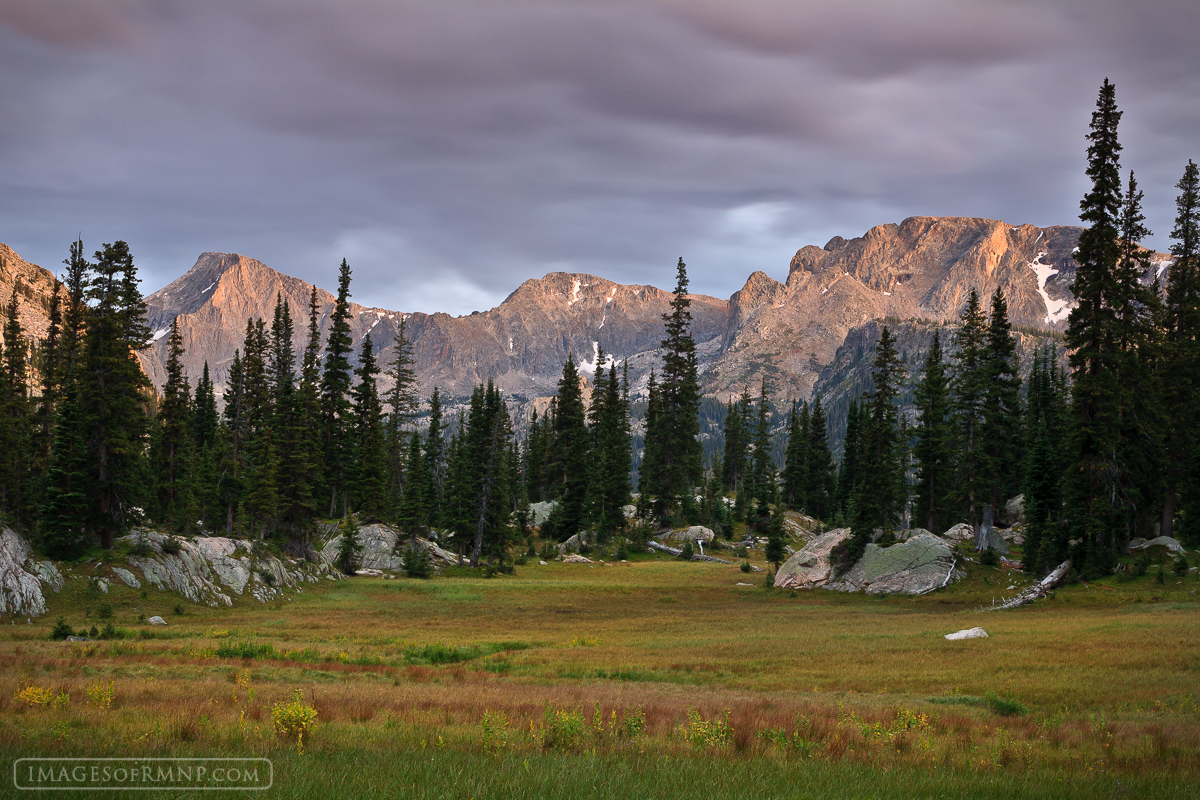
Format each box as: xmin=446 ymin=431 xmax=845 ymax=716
xmin=0 ymin=215 xmax=1173 ymax=415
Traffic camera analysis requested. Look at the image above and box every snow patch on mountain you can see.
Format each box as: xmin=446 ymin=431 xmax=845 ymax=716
xmin=1028 ymin=252 xmax=1071 ymax=324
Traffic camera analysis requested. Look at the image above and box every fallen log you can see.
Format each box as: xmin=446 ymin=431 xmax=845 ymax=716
xmin=987 ymin=559 xmax=1071 ymax=611
xmin=646 ymin=540 xmax=734 ymax=564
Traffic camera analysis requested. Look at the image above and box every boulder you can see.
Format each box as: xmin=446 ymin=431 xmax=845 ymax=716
xmin=782 ymin=512 xmax=820 ymax=541
xmin=318 ymin=525 xmax=458 ymax=572
xmin=528 ymin=501 xmax=558 ymax=528
xmin=773 ymin=529 xmax=852 ymax=589
xmin=1130 ymin=536 xmax=1187 ymax=556
xmin=897 ymin=528 xmax=933 ymax=542
xmin=945 ymin=627 xmax=988 ymax=640
xmin=557 ymin=530 xmax=595 ymax=555
xmin=657 ymin=526 xmax=715 ymax=546
xmin=827 ymin=533 xmax=963 ymax=595
xmin=1 ymin=528 xmax=63 ymax=618
xmin=1002 ymin=495 xmax=1026 ymax=526
xmin=147 ymin=616 xmax=167 ymax=626
xmin=942 ymin=523 xmax=974 ymax=543
xmin=561 ymin=554 xmax=593 ymax=564
xmin=112 ymin=567 xmax=141 ymax=589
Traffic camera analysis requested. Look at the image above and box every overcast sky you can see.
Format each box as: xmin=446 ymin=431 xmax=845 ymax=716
xmin=2 ymin=0 xmax=1197 ymax=315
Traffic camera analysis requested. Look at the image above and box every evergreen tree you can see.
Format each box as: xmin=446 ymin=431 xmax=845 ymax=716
xmin=0 ymin=287 xmax=31 ymax=524
xmin=192 ymin=362 xmax=221 ymax=532
xmin=748 ymin=381 xmax=775 ymax=528
xmin=298 ymin=287 xmax=324 ymax=521
xmin=721 ymin=392 xmax=750 ymax=492
xmin=1164 ymin=161 xmax=1200 ymax=543
xmin=764 ymin=504 xmax=787 ymax=571
xmin=543 ymin=355 xmax=589 ymax=540
xmin=33 ymin=283 xmax=63 ymax=490
xmin=152 ymin=319 xmax=194 ymax=529
xmin=336 ymin=514 xmax=362 ymax=575
xmin=79 ymin=241 xmax=151 ymax=548
xmin=781 ymin=400 xmax=808 ymax=511
xmin=385 ymin=316 xmax=419 ymax=513
xmin=351 ymin=334 xmax=387 ymax=518
xmin=835 ymin=397 xmax=864 ymax=517
xmin=913 ymin=330 xmax=953 ymax=533
xmin=219 ymin=349 xmax=247 ymax=533
xmin=240 ymin=318 xmax=278 ymax=536
xmin=979 ymin=289 xmax=1023 ymax=523
xmin=398 ymin=431 xmax=431 ymax=533
xmin=588 ymin=356 xmax=632 ymax=538
xmin=951 ymin=290 xmax=988 ymax=531
xmin=639 ymin=258 xmax=702 ymax=519
xmin=843 ymin=328 xmax=904 ymax=567
xmin=804 ymin=396 xmax=835 ymax=522
xmin=468 ymin=381 xmax=515 ymax=567
xmin=270 ymin=296 xmax=314 ymax=540
xmin=320 ymin=259 xmax=355 ymax=517
xmin=37 ymin=368 xmax=90 ymax=557
xmin=425 ymin=387 xmax=446 ymax=528
xmin=1022 ymin=347 xmax=1068 ymax=573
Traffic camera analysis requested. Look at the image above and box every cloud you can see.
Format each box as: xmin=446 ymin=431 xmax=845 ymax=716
xmin=0 ymin=0 xmax=1196 ymax=311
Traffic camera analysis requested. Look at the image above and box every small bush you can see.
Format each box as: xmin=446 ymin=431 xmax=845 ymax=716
xmin=86 ymin=680 xmax=115 ymax=709
xmin=1134 ymin=552 xmax=1150 ymax=577
xmin=1174 ymin=556 xmax=1189 ymax=578
xmin=984 ymin=691 xmax=1028 ymax=716
xmin=401 ymin=544 xmax=433 ymax=579
xmin=683 ymin=708 xmax=733 ymax=750
xmin=96 ymin=603 xmax=113 ymax=620
xmin=538 ymin=542 xmax=558 ymax=561
xmin=735 ymin=546 xmax=748 ymax=558
xmin=980 ymin=548 xmax=1000 ymax=566
xmin=98 ymin=622 xmax=118 ymax=640
xmin=679 ymin=541 xmax=695 ymax=560
xmin=160 ymin=537 xmax=182 ymax=555
xmin=480 ymin=710 xmax=511 ymax=754
xmin=271 ymin=689 xmax=318 ymax=751
xmin=1156 ymin=565 xmax=1166 ymax=584
xmin=216 ymin=641 xmax=277 ymax=660
xmin=15 ymin=684 xmax=57 ymax=707
xmin=173 ymin=604 xmax=184 ymax=616
xmin=535 ymin=706 xmax=588 ymax=751
xmin=740 ymin=560 xmax=751 ymax=573
xmin=128 ymin=535 xmax=153 ymax=558
xmin=88 ymin=625 xmax=99 ymax=638
xmin=615 ymin=544 xmax=629 ymax=561
xmin=50 ymin=617 xmax=74 ymax=641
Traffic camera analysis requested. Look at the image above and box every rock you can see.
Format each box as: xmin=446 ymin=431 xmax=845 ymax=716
xmin=1002 ymin=495 xmax=1026 ymax=526
xmin=0 ymin=528 xmax=64 ymax=618
xmin=1002 ymin=523 xmax=1025 ymax=545
xmin=941 ymin=523 xmax=974 ymax=543
xmin=945 ymin=627 xmax=988 ymax=640
xmin=557 ymin=530 xmax=596 ymax=555
xmin=656 ymin=526 xmax=715 ymax=545
xmin=112 ymin=567 xmax=141 ymax=589
xmin=528 ymin=501 xmax=558 ymax=528
xmin=147 ymin=616 xmax=167 ymax=626
xmin=1130 ymin=536 xmax=1187 ymax=556
xmin=773 ymin=529 xmax=852 ymax=589
xmin=621 ymin=505 xmax=637 ymax=520
xmin=319 ymin=524 xmax=458 ymax=573
xmin=827 ymin=533 xmax=963 ymax=595
xmin=561 ymin=554 xmax=593 ymax=564
xmin=67 ymin=635 xmax=91 ymax=642
xmin=782 ymin=512 xmax=820 ymax=541
xmin=538 ymin=560 xmax=548 ymax=566
xmin=897 ymin=528 xmax=932 ymax=542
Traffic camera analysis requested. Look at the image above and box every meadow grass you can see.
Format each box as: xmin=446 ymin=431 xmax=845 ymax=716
xmin=2 ymin=551 xmax=1197 ymax=797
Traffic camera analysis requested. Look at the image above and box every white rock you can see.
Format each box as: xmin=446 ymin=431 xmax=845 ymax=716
xmin=942 ymin=523 xmax=974 ymax=542
xmin=538 ymin=560 xmax=548 ymax=565
xmin=945 ymin=627 xmax=988 ymax=640
xmin=1130 ymin=536 xmax=1187 ymax=556
xmin=0 ymin=528 xmax=58 ymax=617
xmin=112 ymin=567 xmax=141 ymax=588
xmin=147 ymin=616 xmax=167 ymax=626
xmin=562 ymin=554 xmax=594 ymax=564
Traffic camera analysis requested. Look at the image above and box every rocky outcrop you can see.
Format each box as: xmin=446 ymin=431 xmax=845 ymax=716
xmin=1130 ymin=536 xmax=1188 ymax=556
xmin=945 ymin=627 xmax=988 ymax=640
xmin=773 ymin=529 xmax=851 ymax=589
xmin=656 ymin=526 xmax=715 ymax=545
xmin=826 ymin=533 xmax=963 ymax=595
xmin=0 ymin=528 xmax=64 ymax=618
xmin=318 ymin=524 xmax=458 ymax=572
xmin=941 ymin=523 xmax=974 ymax=543
xmin=126 ymin=530 xmax=337 ymax=606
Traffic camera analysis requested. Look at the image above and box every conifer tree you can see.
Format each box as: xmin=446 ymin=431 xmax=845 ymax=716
xmin=639 ymin=258 xmax=702 ymax=519
xmin=270 ymin=297 xmax=313 ymax=540
xmin=320 ymin=259 xmax=355 ymax=517
xmin=192 ymin=362 xmax=221 ymax=531
xmin=468 ymin=381 xmax=514 ymax=567
xmin=240 ymin=318 xmax=278 ymax=536
xmin=781 ymin=400 xmax=808 ymax=510
xmin=336 ymin=514 xmax=362 ymax=575
xmin=38 ymin=368 xmax=90 ymax=557
xmin=0 ymin=288 xmax=31 ymax=524
xmin=721 ymin=392 xmax=750 ymax=492
xmin=764 ymin=504 xmax=787 ymax=571
xmin=588 ymin=356 xmax=632 ymax=538
xmin=951 ymin=290 xmax=988 ymax=531
xmin=219 ymin=349 xmax=247 ymax=533
xmin=913 ymin=330 xmax=953 ymax=533
xmin=351 ymin=334 xmax=387 ymax=518
xmin=79 ymin=241 xmax=151 ymax=548
xmin=1022 ymin=347 xmax=1068 ymax=573
xmin=979 ymin=289 xmax=1023 ymax=525
xmin=748 ymin=381 xmax=775 ymax=528
xmin=835 ymin=397 xmax=864 ymax=517
xmin=424 ymin=387 xmax=446 ymax=527
xmin=843 ymin=328 xmax=904 ymax=567
xmin=544 ymin=355 xmax=589 ymax=540
xmin=386 ymin=317 xmax=419 ymax=512
xmin=398 ymin=430 xmax=431 ymax=533
xmin=804 ymin=396 xmax=835 ymax=522
xmin=1164 ymin=161 xmax=1200 ymax=543
xmin=152 ymin=319 xmax=194 ymax=529
xmin=33 ymin=283 xmax=63 ymax=488
xmin=298 ymin=287 xmax=324 ymax=521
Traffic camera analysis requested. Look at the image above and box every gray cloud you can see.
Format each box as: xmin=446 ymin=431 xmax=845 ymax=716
xmin=1 ymin=0 xmax=1197 ymax=314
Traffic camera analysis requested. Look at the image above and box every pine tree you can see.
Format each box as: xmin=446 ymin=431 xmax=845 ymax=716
xmin=804 ymin=396 xmax=835 ymax=522
xmin=844 ymin=327 xmax=904 ymax=567
xmin=298 ymin=287 xmax=324 ymax=522
xmin=240 ymin=318 xmax=278 ymax=537
xmin=33 ymin=283 xmax=63 ymax=491
xmin=979 ymin=289 xmax=1023 ymax=525
xmin=425 ymin=387 xmax=446 ymax=527
xmin=468 ymin=381 xmax=514 ymax=567
xmin=639 ymin=258 xmax=702 ymax=519
xmin=38 ymin=368 xmax=90 ymax=557
xmin=951 ymin=290 xmax=988 ymax=532
xmin=192 ymin=362 xmax=221 ymax=532
xmin=1063 ymin=79 xmax=1133 ymax=575
xmin=0 ymin=287 xmax=31 ymax=524
xmin=543 ymin=355 xmax=589 ymax=540
xmin=748 ymin=381 xmax=775 ymax=528
xmin=320 ymin=259 xmax=355 ymax=517
xmin=351 ymin=334 xmax=387 ymax=518
xmin=764 ymin=504 xmax=787 ymax=571
xmin=1022 ymin=347 xmax=1068 ymax=573
xmin=1164 ymin=161 xmax=1200 ymax=543
xmin=835 ymin=397 xmax=864 ymax=518
xmin=781 ymin=400 xmax=808 ymax=510
xmin=588 ymin=356 xmax=632 ymax=538
xmin=913 ymin=330 xmax=953 ymax=533
xmin=219 ymin=349 xmax=247 ymax=533
xmin=398 ymin=431 xmax=431 ymax=533
xmin=336 ymin=514 xmax=363 ymax=575
xmin=79 ymin=241 xmax=151 ymax=549
xmin=721 ymin=392 xmax=750 ymax=492
xmin=153 ymin=319 xmax=194 ymax=529
xmin=385 ymin=316 xmax=420 ymax=513
xmin=270 ymin=296 xmax=314 ymax=540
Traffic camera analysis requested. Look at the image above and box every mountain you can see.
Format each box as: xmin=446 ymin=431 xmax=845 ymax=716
xmin=0 ymin=243 xmax=61 ymax=348
xmin=2 ymin=215 xmax=1171 ymax=411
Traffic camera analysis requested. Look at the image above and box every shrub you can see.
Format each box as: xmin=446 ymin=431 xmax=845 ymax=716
xmin=336 ymin=516 xmax=363 ymax=576
xmin=984 ymin=691 xmax=1028 ymax=716
xmin=1134 ymin=552 xmax=1150 ymax=577
xmin=740 ymin=560 xmax=751 ymax=573
xmin=535 ymin=706 xmax=588 ymax=751
xmin=50 ymin=617 xmax=74 ymax=641
xmin=99 ymin=622 xmax=118 ymax=640
xmin=272 ymin=689 xmax=318 ymax=751
xmin=679 ymin=540 xmax=695 ymax=560
xmin=160 ymin=537 xmax=182 ymax=555
xmin=96 ymin=603 xmax=113 ymax=620
xmin=538 ymin=542 xmax=557 ymax=561
xmin=735 ymin=546 xmax=749 ymax=558
xmin=615 ymin=544 xmax=629 ymax=561
xmin=980 ymin=548 xmax=1000 ymax=567
xmin=401 ymin=544 xmax=433 ymax=579
xmin=1174 ymin=556 xmax=1190 ymax=578
xmin=1156 ymin=564 xmax=1166 ymax=584
xmin=683 ymin=708 xmax=733 ymax=750
xmin=480 ymin=710 xmax=511 ymax=754
xmin=88 ymin=625 xmax=99 ymax=638
xmin=15 ymin=684 xmax=56 ymax=707
xmin=128 ymin=535 xmax=153 ymax=558
xmin=173 ymin=604 xmax=184 ymax=616
xmin=86 ymin=680 xmax=115 ymax=709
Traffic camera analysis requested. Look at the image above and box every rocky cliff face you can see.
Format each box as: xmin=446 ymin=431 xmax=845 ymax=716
xmin=0 ymin=243 xmax=61 ymax=350
xmin=10 ymin=215 xmax=1166 ymax=412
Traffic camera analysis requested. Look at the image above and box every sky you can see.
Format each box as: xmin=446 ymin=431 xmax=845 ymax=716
xmin=2 ymin=0 xmax=1198 ymax=315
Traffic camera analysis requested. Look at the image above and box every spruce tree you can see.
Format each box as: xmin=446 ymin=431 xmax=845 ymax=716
xmin=240 ymin=318 xmax=278 ymax=536
xmin=386 ymin=316 xmax=419 ymax=513
xmin=320 ymin=259 xmax=355 ymax=517
xmin=153 ymin=319 xmax=194 ymax=529
xmin=79 ymin=241 xmax=151 ymax=549
xmin=639 ymin=258 xmax=702 ymax=519
xmin=951 ymin=290 xmax=988 ymax=532
xmin=38 ymin=369 xmax=90 ymax=558
xmin=781 ymin=400 xmax=808 ymax=511
xmin=913 ymin=330 xmax=953 ymax=533
xmin=398 ymin=431 xmax=431 ymax=534
xmin=351 ymin=334 xmax=387 ymax=518
xmin=804 ymin=396 xmax=835 ymax=522
xmin=979 ymin=289 xmax=1023 ymax=525
xmin=835 ymin=397 xmax=864 ymax=518
xmin=425 ymin=387 xmax=446 ymax=527
xmin=270 ymin=296 xmax=314 ymax=540
xmin=721 ymin=392 xmax=750 ymax=492
xmin=748 ymin=381 xmax=775 ymax=528
xmin=764 ymin=504 xmax=787 ymax=571
xmin=588 ymin=357 xmax=632 ymax=538
xmin=544 ymin=355 xmax=589 ymax=540
xmin=0 ymin=288 xmax=31 ymax=525
xmin=1022 ymin=347 xmax=1068 ymax=573
xmin=219 ymin=349 xmax=247 ymax=533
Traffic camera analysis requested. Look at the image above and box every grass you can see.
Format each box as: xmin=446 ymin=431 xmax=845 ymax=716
xmin=1 ymin=547 xmax=1198 ymax=797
